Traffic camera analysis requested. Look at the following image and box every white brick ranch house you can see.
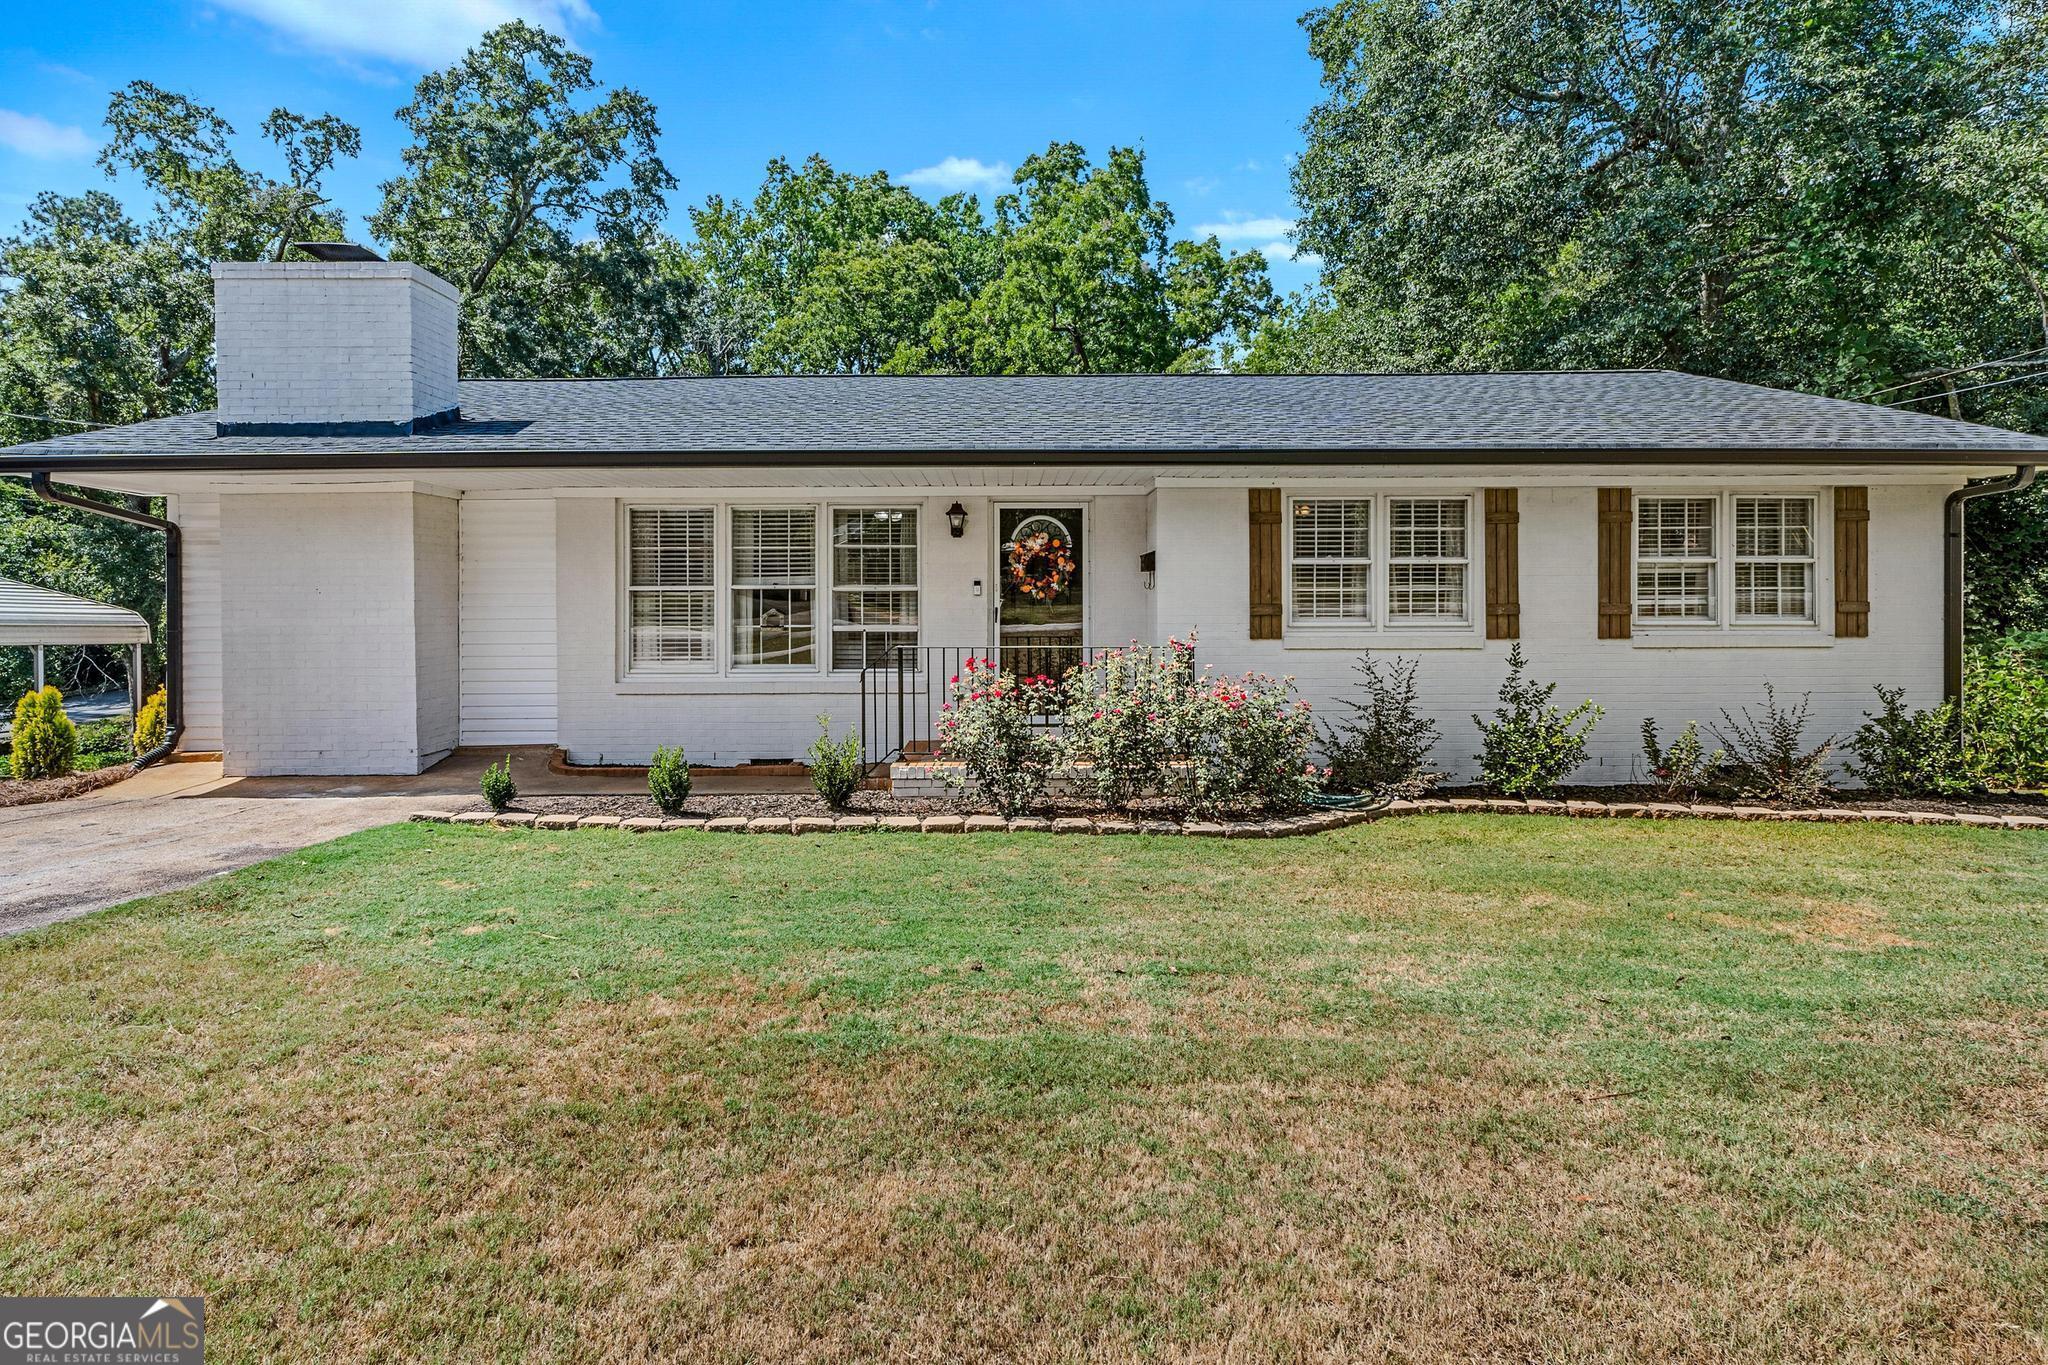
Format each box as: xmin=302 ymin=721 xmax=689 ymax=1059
xmin=1 ymin=255 xmax=2040 ymax=782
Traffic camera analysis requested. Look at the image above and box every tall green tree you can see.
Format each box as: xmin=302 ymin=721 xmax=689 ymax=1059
xmin=1274 ymin=0 xmax=2048 ymax=628
xmin=370 ymin=21 xmax=676 ymax=376
xmin=678 ymin=155 xmax=992 ymax=373
xmin=895 ymin=143 xmax=1274 ymax=373
xmin=101 ymin=81 xmax=359 ymax=261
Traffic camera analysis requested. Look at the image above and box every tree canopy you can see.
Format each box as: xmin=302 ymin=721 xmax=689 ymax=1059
xmin=1267 ymin=0 xmax=2048 ymax=629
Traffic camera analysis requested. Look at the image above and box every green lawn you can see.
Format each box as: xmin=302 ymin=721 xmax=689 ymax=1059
xmin=2 ymin=819 xmax=2045 ymax=1362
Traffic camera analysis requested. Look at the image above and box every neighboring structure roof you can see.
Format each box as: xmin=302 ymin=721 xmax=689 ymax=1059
xmin=1 ymin=370 xmax=2044 ymax=471
xmin=0 ymin=578 xmax=151 ymax=646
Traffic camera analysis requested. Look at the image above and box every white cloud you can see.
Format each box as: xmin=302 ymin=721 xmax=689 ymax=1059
xmin=211 ymin=0 xmax=598 ymax=68
xmin=900 ymin=156 xmax=1012 ymax=194
xmin=1194 ymin=215 xmax=1297 ymax=242
xmin=0 ymin=109 xmax=95 ymax=161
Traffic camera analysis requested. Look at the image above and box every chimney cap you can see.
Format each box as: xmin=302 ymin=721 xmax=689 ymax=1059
xmin=291 ymin=241 xmax=385 ymax=262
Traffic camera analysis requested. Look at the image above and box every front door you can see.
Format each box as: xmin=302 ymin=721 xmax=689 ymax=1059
xmin=997 ymin=505 xmax=1085 ymax=680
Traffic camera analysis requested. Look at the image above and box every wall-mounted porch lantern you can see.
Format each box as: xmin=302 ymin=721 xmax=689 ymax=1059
xmin=946 ymin=502 xmax=968 ymax=538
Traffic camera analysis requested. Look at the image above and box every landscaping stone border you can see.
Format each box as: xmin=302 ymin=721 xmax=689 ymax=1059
xmin=411 ymin=795 xmax=2048 ymax=836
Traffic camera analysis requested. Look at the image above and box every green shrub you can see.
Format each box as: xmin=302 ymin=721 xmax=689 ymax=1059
xmin=1060 ymin=640 xmax=1193 ymax=808
xmin=1472 ymin=644 xmax=1601 ymax=797
xmin=936 ymin=657 xmax=1063 ymax=817
xmin=1321 ymin=653 xmax=1443 ymax=797
xmin=479 ymin=754 xmax=517 ymax=811
xmin=9 ymin=686 xmax=77 ymax=780
xmin=1712 ymin=686 xmax=1834 ymax=804
xmin=1640 ymin=718 xmax=1722 ymax=801
xmin=134 ymin=685 xmax=167 ymax=754
xmin=75 ymin=717 xmax=132 ymax=759
xmin=1162 ymin=666 xmax=1320 ymax=816
xmin=648 ymin=744 xmax=692 ymax=815
xmin=807 ymin=717 xmax=863 ymax=810
xmin=1847 ymin=686 xmax=1976 ymax=797
xmin=1964 ymin=644 xmax=2048 ymax=789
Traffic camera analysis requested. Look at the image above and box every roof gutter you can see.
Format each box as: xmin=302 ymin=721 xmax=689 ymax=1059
xmin=27 ymin=473 xmax=182 ymax=769
xmin=1 ymin=444 xmax=2045 ymax=475
xmin=1945 ymin=464 xmax=2037 ymax=707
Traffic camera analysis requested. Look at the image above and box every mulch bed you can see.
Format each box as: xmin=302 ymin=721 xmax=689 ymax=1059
xmin=1441 ymin=784 xmax=2048 ymax=820
xmin=0 ymin=766 xmax=132 ymax=808
xmin=463 ymin=785 xmax=2048 ymax=824
xmin=456 ymin=791 xmax=1261 ymax=821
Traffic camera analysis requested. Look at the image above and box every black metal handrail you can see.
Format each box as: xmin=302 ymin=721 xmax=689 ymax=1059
xmin=857 ymin=638 xmax=1176 ymax=769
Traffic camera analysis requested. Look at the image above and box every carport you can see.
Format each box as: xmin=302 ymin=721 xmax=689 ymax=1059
xmin=0 ymin=578 xmax=152 ymax=717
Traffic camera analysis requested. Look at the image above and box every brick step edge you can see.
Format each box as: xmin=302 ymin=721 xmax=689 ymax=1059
xmin=410 ymin=799 xmax=2048 ymax=835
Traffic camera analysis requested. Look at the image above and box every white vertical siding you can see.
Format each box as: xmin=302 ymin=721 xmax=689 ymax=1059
xmin=459 ymin=498 xmax=558 ymax=746
xmin=173 ymin=492 xmax=224 ymax=751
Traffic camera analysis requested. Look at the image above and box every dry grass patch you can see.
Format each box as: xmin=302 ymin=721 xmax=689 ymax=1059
xmin=0 ymin=816 xmax=2044 ymax=1361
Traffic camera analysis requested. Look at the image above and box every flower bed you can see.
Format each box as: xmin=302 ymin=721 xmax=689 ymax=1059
xmin=414 ymin=792 xmax=2047 ymax=836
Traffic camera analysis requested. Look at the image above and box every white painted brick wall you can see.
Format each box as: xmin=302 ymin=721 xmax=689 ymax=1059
xmin=219 ymin=491 xmax=458 ymax=775
xmin=211 ymin=262 xmax=459 ymax=427
xmin=551 ymin=491 xmax=1153 ymax=765
xmin=1152 ymin=480 xmax=1954 ymax=784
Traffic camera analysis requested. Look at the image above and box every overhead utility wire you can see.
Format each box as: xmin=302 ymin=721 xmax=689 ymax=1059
xmin=0 ymin=410 xmax=105 ymax=429
xmin=1854 ymin=346 xmax=2048 ymax=402
xmin=1884 ymin=369 xmax=2048 ymax=407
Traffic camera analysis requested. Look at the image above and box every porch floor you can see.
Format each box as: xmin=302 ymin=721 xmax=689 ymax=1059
xmin=207 ymin=746 xmax=814 ymax=797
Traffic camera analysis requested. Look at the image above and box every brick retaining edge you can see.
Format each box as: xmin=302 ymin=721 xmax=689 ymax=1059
xmin=412 ymin=797 xmax=2048 ymax=836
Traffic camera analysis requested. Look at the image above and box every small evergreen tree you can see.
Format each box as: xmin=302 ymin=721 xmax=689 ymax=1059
xmin=9 ymin=686 xmax=78 ymax=780
xmin=647 ymin=744 xmax=692 ymax=814
xmin=479 ymin=754 xmax=517 ymax=811
xmin=134 ymin=684 xmax=168 ymax=754
xmin=807 ymin=716 xmax=863 ymax=810
xmin=1471 ymin=644 xmax=1601 ymax=797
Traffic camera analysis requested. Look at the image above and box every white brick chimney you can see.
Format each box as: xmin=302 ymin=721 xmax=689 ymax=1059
xmin=211 ymin=260 xmax=461 ymax=434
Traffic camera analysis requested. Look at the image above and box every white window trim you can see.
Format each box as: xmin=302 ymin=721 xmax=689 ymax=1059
xmin=728 ymin=502 xmax=825 ymax=673
xmin=621 ymin=499 xmax=932 ymax=681
xmin=1631 ymin=488 xmax=1832 ymax=638
xmin=620 ymin=503 xmax=719 ymax=677
xmin=1282 ymin=490 xmax=1480 ymax=645
xmin=827 ymin=504 xmax=924 ymax=675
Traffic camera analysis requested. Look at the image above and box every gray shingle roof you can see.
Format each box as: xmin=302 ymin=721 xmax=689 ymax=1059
xmin=2 ymin=370 xmax=2043 ymax=469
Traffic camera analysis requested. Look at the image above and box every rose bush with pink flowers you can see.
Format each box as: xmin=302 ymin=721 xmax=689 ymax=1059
xmin=936 ymin=641 xmax=1320 ymax=817
xmin=1162 ymin=668 xmax=1322 ymax=815
xmin=1060 ymin=638 xmax=1196 ymax=808
xmin=935 ymin=658 xmax=1064 ymax=816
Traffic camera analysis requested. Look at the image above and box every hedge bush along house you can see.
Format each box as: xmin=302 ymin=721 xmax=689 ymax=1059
xmin=1 ymin=255 xmax=2039 ymax=782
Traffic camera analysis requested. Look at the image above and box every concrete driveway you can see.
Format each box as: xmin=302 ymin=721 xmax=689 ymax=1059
xmin=0 ymin=747 xmax=809 ymax=935
xmin=0 ymin=760 xmax=463 ymax=936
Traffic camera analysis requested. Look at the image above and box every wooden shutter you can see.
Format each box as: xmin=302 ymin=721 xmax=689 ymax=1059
xmin=1249 ymin=488 xmax=1282 ymax=640
xmin=1597 ymin=487 xmax=1632 ymax=640
xmin=1834 ymin=486 xmax=1870 ymax=638
xmin=1484 ymin=488 xmax=1520 ymax=639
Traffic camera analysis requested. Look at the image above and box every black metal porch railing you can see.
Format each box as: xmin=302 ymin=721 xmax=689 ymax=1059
xmin=858 ymin=637 xmax=1169 ymax=769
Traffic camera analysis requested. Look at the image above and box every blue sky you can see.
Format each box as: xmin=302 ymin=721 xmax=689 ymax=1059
xmin=0 ymin=0 xmax=1326 ymax=292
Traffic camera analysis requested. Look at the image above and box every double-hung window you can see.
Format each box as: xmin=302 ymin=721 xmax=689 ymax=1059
xmin=1634 ymin=492 xmax=1821 ymax=627
xmin=1289 ymin=498 xmax=1372 ymax=623
xmin=1288 ymin=495 xmax=1472 ymax=628
xmin=1386 ymin=497 xmax=1470 ymax=623
xmin=626 ymin=507 xmax=715 ymax=671
xmin=1733 ymin=496 xmax=1816 ymax=622
xmin=731 ymin=507 xmax=817 ymax=667
xmin=1635 ymin=497 xmax=1717 ymax=622
xmin=830 ymin=508 xmax=919 ymax=670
